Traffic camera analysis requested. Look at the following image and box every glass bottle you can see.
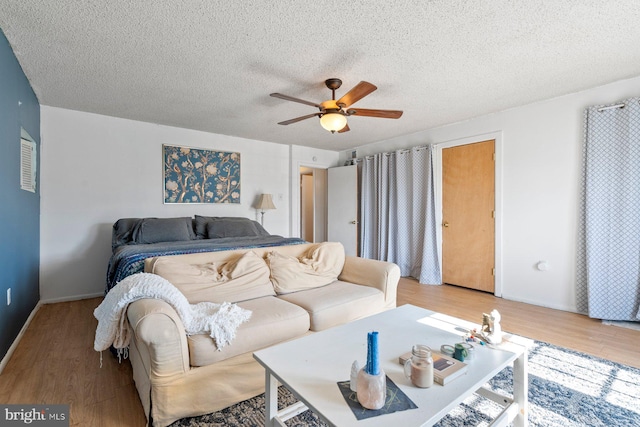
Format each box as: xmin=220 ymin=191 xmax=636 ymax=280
xmin=404 ymin=344 xmax=433 ymax=388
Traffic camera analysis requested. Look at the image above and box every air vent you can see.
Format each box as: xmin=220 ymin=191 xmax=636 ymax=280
xmin=20 ymin=137 xmax=37 ymax=193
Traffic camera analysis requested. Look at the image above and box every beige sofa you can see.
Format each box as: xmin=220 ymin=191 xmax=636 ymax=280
xmin=126 ymin=242 xmax=400 ymax=426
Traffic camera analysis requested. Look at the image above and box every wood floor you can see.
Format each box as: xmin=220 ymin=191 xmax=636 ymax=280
xmin=1 ymin=278 xmax=638 ymax=426
xmin=397 ymin=278 xmax=640 ymax=368
xmin=0 ymin=297 xmax=147 ymax=426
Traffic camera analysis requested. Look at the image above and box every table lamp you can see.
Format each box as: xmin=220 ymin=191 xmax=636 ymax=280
xmin=256 ymin=194 xmax=276 ymax=225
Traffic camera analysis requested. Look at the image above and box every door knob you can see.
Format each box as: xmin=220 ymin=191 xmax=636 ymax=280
xmin=442 ymin=221 xmax=449 ymax=228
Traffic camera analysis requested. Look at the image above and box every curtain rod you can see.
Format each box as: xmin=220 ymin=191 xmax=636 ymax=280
xmin=357 ymin=145 xmax=430 ymax=161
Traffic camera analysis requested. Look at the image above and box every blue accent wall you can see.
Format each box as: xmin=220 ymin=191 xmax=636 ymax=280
xmin=0 ymin=29 xmax=40 ymax=361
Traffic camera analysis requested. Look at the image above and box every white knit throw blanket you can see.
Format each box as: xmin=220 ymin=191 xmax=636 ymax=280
xmin=93 ymin=273 xmax=251 ymax=354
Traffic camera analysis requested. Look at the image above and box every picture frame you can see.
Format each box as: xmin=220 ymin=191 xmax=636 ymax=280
xmin=163 ymin=144 xmax=241 ymax=204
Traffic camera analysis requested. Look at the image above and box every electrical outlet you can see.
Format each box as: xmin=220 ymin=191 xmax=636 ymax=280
xmin=7 ymin=288 xmax=11 ymax=305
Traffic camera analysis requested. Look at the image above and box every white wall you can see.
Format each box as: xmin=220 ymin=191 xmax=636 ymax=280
xmin=39 ymin=106 xmax=333 ymax=302
xmin=341 ymin=75 xmax=640 ymax=312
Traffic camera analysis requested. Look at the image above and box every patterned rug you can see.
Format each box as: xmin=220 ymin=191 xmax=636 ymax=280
xmin=170 ymin=340 xmax=640 ymax=426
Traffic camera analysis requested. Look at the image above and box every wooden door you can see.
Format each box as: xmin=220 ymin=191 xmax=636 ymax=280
xmin=442 ymin=140 xmax=495 ymax=292
xmin=327 ymin=165 xmax=358 ymax=256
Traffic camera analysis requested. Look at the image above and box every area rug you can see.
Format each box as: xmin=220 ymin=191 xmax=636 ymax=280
xmin=170 ymin=340 xmax=640 ymax=426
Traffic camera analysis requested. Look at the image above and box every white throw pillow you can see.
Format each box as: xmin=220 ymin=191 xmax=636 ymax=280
xmin=267 ymin=242 xmax=345 ymax=294
xmin=150 ymin=250 xmax=274 ymax=303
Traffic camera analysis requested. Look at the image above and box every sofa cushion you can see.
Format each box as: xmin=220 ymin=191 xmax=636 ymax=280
xmin=277 ymin=281 xmax=385 ymax=331
xmin=267 ymin=242 xmax=345 ymax=294
xmin=132 ymin=217 xmax=196 ymax=244
xmin=148 ymin=250 xmax=275 ymax=303
xmin=188 ymin=296 xmax=310 ymax=366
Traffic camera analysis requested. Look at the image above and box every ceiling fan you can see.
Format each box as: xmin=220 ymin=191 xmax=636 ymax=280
xmin=270 ymin=78 xmax=403 ymax=133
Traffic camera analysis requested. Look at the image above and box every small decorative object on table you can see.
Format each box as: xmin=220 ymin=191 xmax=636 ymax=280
xmin=481 ymin=309 xmax=503 ymax=345
xmin=459 ymin=342 xmax=475 ymax=361
xmin=403 ymin=344 xmax=433 ymax=388
xmin=350 ymin=360 xmax=360 ymax=392
xmin=453 ymin=343 xmax=468 ymax=361
xmin=357 ymin=331 xmax=386 ymax=410
xmin=399 ymin=349 xmax=468 ymax=385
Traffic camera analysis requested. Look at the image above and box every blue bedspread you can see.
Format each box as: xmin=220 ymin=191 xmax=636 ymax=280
xmin=105 ymin=235 xmax=306 ymax=293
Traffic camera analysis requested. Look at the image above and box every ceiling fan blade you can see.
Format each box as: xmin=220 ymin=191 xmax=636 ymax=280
xmin=337 ymin=124 xmax=350 ymax=133
xmin=336 ymin=81 xmax=377 ymax=108
xmin=347 ymin=108 xmax=403 ymax=119
xmin=270 ymin=93 xmax=321 ymax=108
xmin=277 ymin=113 xmax=321 ymax=125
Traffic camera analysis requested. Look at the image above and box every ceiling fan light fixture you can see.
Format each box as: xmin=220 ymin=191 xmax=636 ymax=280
xmin=320 ymin=112 xmax=347 ymax=133
xmin=270 ymin=79 xmax=402 ymax=134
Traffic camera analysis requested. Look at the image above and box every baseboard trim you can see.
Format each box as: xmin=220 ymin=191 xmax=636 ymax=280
xmin=40 ymin=292 xmax=104 ymax=304
xmin=0 ymin=301 xmax=42 ymax=375
xmin=501 ymin=293 xmax=576 ymax=313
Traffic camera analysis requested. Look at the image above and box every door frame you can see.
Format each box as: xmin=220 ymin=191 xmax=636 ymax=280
xmin=290 ymin=160 xmax=332 ymax=239
xmin=433 ymin=131 xmax=504 ymax=297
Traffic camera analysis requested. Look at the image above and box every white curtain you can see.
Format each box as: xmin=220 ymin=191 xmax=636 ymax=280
xmin=577 ymin=97 xmax=640 ymax=321
xmin=359 ymin=145 xmax=441 ymax=284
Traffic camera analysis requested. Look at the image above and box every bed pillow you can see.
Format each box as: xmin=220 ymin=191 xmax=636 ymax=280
xmin=132 ymin=217 xmax=196 ymax=244
xmin=267 ymin=242 xmax=345 ymax=294
xmin=194 ymin=215 xmax=215 ymax=239
xmin=112 ymin=217 xmax=142 ymax=250
xmin=149 ymin=250 xmax=275 ymax=303
xmin=204 ymin=217 xmax=270 ymax=239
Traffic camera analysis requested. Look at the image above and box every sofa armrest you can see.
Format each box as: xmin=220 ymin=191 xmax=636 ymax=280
xmin=127 ymin=299 xmax=190 ymax=379
xmin=339 ymin=256 xmax=400 ymax=309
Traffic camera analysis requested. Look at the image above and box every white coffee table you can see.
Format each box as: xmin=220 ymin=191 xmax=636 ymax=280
xmin=253 ymin=304 xmax=530 ymax=427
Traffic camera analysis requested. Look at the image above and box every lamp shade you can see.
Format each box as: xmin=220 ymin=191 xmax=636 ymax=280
xmin=256 ymin=194 xmax=276 ymax=211
xmin=320 ymin=112 xmax=347 ymax=133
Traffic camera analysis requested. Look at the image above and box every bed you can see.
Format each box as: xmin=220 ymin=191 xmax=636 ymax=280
xmin=105 ymin=215 xmax=306 ymax=293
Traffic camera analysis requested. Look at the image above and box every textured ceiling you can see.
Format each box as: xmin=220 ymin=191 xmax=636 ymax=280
xmin=1 ymin=1 xmax=640 ymax=152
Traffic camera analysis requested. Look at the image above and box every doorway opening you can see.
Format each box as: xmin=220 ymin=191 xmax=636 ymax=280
xmin=299 ymin=167 xmax=327 ymax=243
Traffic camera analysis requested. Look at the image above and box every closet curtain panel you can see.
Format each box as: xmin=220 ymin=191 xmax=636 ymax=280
xmin=577 ymin=97 xmax=640 ymax=321
xmin=360 ymin=146 xmax=441 ymax=284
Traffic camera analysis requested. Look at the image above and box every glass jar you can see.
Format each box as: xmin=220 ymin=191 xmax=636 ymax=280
xmin=403 ymin=344 xmax=434 ymax=388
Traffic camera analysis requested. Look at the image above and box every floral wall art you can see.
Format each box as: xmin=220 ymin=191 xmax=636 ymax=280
xmin=163 ymin=144 xmax=241 ymax=204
